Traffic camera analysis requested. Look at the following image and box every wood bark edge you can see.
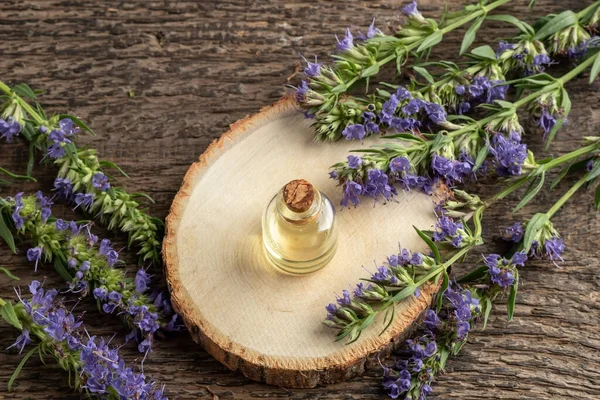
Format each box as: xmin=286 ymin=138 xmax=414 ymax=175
xmin=162 ymin=95 xmax=442 ymax=388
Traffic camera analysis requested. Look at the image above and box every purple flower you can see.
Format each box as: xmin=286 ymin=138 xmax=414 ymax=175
xmin=488 ymin=265 xmax=515 ymax=288
xmin=341 ymin=124 xmax=366 ymax=141
xmin=483 ymin=254 xmax=501 ymax=268
xmin=423 ymin=309 xmax=441 ymax=331
xmin=329 ymin=170 xmax=338 ymax=179
xmin=295 ymin=80 xmax=309 ymax=102
xmin=458 ymin=102 xmax=471 ymax=114
xmin=7 ymin=329 xmax=31 ymax=353
xmin=134 ymin=269 xmax=151 ymax=293
xmin=395 ymin=87 xmax=412 ymax=101
xmin=469 ymin=84 xmax=484 ymax=97
xmin=380 ymin=95 xmax=400 ymax=125
xmin=27 ymin=247 xmax=43 ymax=271
xmin=325 ymin=303 xmax=338 ymax=320
xmin=35 ymin=191 xmax=53 ymax=222
xmin=301 ymin=55 xmax=321 ymax=77
xmin=336 ymin=28 xmax=354 ymax=51
xmin=353 ymin=282 xmax=366 ymax=297
xmin=533 ymin=53 xmax=551 ymax=66
xmin=489 ymin=133 xmax=527 ymax=177
xmin=496 ymin=41 xmax=515 ymax=57
xmin=47 ymin=143 xmax=66 ymax=159
xmin=363 ymin=169 xmax=395 ymax=201
xmin=336 ymin=289 xmax=352 ymax=306
xmin=390 ymin=156 xmax=411 ymax=173
xmin=431 ymin=155 xmax=454 ymax=178
xmin=402 ymin=99 xmax=421 ymax=115
xmin=402 ymin=1 xmax=419 ymax=17
xmin=511 ymin=251 xmax=528 ymax=267
xmin=74 ymin=193 xmax=94 ymax=210
xmin=341 ymin=181 xmax=362 ymax=207
xmin=11 ymin=211 xmax=24 ymax=229
xmin=53 ymin=177 xmax=74 ymax=201
xmin=545 ymin=237 xmax=565 ymax=261
xmin=0 ymin=117 xmax=22 ymax=142
xmin=347 ymin=155 xmax=362 ymax=169
xmin=93 ymin=287 xmax=107 ymax=301
xmin=371 ymin=265 xmax=398 ymax=284
xmin=456 ymin=320 xmax=470 ymax=339
xmin=365 ymin=18 xmax=382 ymax=39
xmin=455 ymin=85 xmax=466 ymax=95
xmin=55 ymin=218 xmax=69 ymax=231
xmin=538 ymin=109 xmax=557 ymax=137
xmin=501 ymin=222 xmax=523 ymax=242
xmin=92 ymin=173 xmax=110 ymax=192
xmin=424 ymin=102 xmax=447 ymax=124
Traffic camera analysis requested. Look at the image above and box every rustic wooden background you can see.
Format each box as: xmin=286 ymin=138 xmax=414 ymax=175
xmin=0 ymin=0 xmax=599 ymax=399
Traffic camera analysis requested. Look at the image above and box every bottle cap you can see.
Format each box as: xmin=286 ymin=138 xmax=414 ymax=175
xmin=282 ymin=179 xmax=314 ymax=213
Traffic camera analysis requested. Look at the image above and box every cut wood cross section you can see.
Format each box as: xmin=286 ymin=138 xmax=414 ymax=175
xmin=163 ymin=96 xmax=441 ymax=388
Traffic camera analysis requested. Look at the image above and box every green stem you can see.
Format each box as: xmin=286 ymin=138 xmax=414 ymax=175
xmin=341 ymin=0 xmax=512 ymax=89
xmin=0 ymin=167 xmax=36 ymax=182
xmin=546 ymin=173 xmax=589 ymax=218
xmin=540 ymin=142 xmax=600 ymax=172
xmin=0 ymin=81 xmax=45 ymax=125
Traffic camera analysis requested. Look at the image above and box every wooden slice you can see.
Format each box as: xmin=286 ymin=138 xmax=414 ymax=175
xmin=163 ymin=96 xmax=441 ymax=388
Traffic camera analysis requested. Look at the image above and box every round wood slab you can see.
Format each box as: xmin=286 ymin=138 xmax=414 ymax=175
xmin=163 ymin=96 xmax=439 ymax=388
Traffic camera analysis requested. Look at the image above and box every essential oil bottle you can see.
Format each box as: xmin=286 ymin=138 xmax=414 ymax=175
xmin=262 ymin=179 xmax=338 ymax=274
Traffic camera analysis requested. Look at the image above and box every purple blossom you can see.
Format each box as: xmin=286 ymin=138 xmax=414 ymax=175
xmin=47 ymin=143 xmax=66 ymax=159
xmin=488 ymin=264 xmax=515 ymax=288
xmin=538 ymin=109 xmax=557 ymax=137
xmin=489 ymin=133 xmax=528 ymax=177
xmin=390 ymin=156 xmax=411 ymax=173
xmin=295 ymin=80 xmax=309 ymax=102
xmin=11 ymin=211 xmax=24 ymax=229
xmin=27 ymin=247 xmax=43 ymax=271
xmin=44 ymin=308 xmax=83 ymax=341
xmin=341 ymin=181 xmax=362 ymax=207
xmin=74 ymin=192 xmax=94 ymax=210
xmin=92 ymin=173 xmax=110 ymax=192
xmin=383 ymin=370 xmax=411 ymax=398
xmin=496 ymin=41 xmax=515 ymax=57
xmin=363 ymin=169 xmax=395 ymax=201
xmin=455 ymin=85 xmax=466 ymax=95
xmin=7 ymin=329 xmax=31 ymax=353
xmin=395 ymin=87 xmax=412 ymax=101
xmin=134 ymin=269 xmax=152 ymax=293
xmin=380 ymin=95 xmax=399 ymax=125
xmin=93 ymin=287 xmax=108 ymax=301
xmin=55 ymin=218 xmax=69 ymax=231
xmin=336 ymin=28 xmax=354 ymax=51
xmin=35 ymin=191 xmax=53 ymax=222
xmin=347 ymin=155 xmax=362 ymax=169
xmin=336 ymin=289 xmax=352 ymax=306
xmin=0 ymin=117 xmax=21 ymax=142
xmin=423 ymin=309 xmax=441 ymax=331
xmin=341 ymin=123 xmax=366 ymax=141
xmin=402 ymin=99 xmax=421 ymax=115
xmin=329 ymin=170 xmax=338 ymax=179
xmin=533 ymin=53 xmax=551 ymax=66
xmin=511 ymin=251 xmax=528 ymax=267
xmin=545 ymin=237 xmax=565 ymax=261
xmin=365 ymin=18 xmax=382 ymax=39
xmin=502 ymin=222 xmax=523 ymax=242
xmin=325 ymin=303 xmax=338 ymax=320
xmin=53 ymin=177 xmax=74 ymax=201
xmin=301 ymin=55 xmax=321 ymax=77
xmin=423 ymin=102 xmax=447 ymax=124
xmin=371 ymin=265 xmax=398 ymax=285
xmin=401 ymin=1 xmax=419 ymax=17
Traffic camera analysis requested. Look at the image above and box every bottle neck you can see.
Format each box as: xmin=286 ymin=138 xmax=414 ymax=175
xmin=276 ymin=189 xmax=321 ymax=224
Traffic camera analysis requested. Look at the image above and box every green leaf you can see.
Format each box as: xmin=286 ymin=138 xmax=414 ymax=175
xmin=513 ymin=172 xmax=545 ymax=212
xmin=20 ymin=121 xmax=35 ymax=141
xmin=550 ymin=164 xmax=571 ymax=189
xmin=544 ymin=118 xmax=565 ymax=149
xmin=131 ymin=192 xmax=155 ymax=204
xmin=58 ymin=114 xmax=95 ymax=136
xmin=483 ymin=297 xmax=492 ymax=329
xmin=361 ymin=63 xmax=380 ymax=78
xmin=460 ymin=17 xmax=483 ymax=55
xmin=439 ymin=347 xmax=450 ymax=368
xmin=53 ymin=256 xmax=74 ymax=282
xmin=417 ymin=31 xmax=443 ymax=53
xmin=595 ymin=185 xmax=600 ymax=211
xmin=533 ymin=10 xmax=578 ymax=41
xmin=378 ymin=305 xmax=395 ymax=336
xmin=458 ymin=265 xmax=488 ymax=284
xmin=389 ymin=284 xmax=418 ymax=303
xmin=99 ymin=160 xmax=130 ymax=179
xmin=413 ymin=226 xmax=441 ymax=263
xmin=27 ymin=142 xmax=36 ymax=178
xmin=470 ymin=45 xmax=496 ymax=60
xmin=0 ymin=213 xmax=17 ymax=253
xmin=560 ymin=87 xmax=571 ymax=117
xmin=589 ymin=53 xmax=600 ymax=84
xmin=412 ymin=66 xmax=434 ymax=84
xmin=0 ymin=300 xmax=22 ymax=330
xmin=523 ymin=213 xmax=548 ymax=252
xmin=8 ymin=346 xmax=38 ymax=391
xmin=0 ymin=267 xmax=19 ymax=280
xmin=474 ymin=143 xmax=489 ymax=170
xmin=507 ymin=273 xmax=519 ymax=320
xmin=485 ymin=14 xmax=534 ymax=35
xmin=11 ymin=83 xmax=37 ymax=100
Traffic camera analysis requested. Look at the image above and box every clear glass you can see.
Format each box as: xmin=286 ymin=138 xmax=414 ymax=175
xmin=262 ymin=187 xmax=338 ymax=274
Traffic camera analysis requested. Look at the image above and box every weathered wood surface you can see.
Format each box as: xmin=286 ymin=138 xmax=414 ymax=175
xmin=0 ymin=0 xmax=598 ymax=399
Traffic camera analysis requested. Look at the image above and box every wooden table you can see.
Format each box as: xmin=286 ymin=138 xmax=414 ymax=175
xmin=0 ymin=0 xmax=598 ymax=398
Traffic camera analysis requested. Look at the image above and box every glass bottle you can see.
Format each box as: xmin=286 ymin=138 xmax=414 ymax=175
xmin=262 ymin=179 xmax=338 ymax=274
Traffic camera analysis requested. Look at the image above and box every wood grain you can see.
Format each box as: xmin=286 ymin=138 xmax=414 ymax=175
xmin=0 ymin=0 xmax=599 ymax=399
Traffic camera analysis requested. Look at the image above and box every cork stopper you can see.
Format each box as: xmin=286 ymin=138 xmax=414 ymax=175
xmin=283 ymin=179 xmax=315 ymax=213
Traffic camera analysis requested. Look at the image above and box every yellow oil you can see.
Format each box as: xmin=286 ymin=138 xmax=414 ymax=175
xmin=262 ymin=187 xmax=338 ymax=274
